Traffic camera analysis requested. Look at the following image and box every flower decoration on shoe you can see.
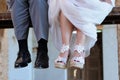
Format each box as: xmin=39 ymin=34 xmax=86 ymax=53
xmin=70 ymin=45 xmax=85 ymax=69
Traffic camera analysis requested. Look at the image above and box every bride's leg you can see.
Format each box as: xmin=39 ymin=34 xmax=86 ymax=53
xmin=70 ymin=29 xmax=86 ymax=69
xmin=60 ymin=12 xmax=73 ymax=46
xmin=75 ymin=29 xmax=85 ymax=46
xmin=59 ymin=12 xmax=73 ymax=57
xmin=54 ymin=12 xmax=74 ymax=69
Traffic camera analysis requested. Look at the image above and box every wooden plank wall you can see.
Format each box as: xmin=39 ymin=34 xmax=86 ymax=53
xmin=116 ymin=0 xmax=120 ymax=6
xmin=0 ymin=0 xmax=7 ymax=13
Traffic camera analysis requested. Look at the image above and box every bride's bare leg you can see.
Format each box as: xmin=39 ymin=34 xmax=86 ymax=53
xmin=54 ymin=12 xmax=74 ymax=68
xmin=75 ymin=29 xmax=85 ymax=46
xmin=73 ymin=29 xmax=86 ymax=57
xmin=60 ymin=12 xmax=73 ymax=46
xmin=59 ymin=12 xmax=74 ymax=57
xmin=70 ymin=29 xmax=86 ymax=69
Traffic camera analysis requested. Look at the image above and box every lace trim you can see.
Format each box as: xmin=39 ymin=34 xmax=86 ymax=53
xmin=74 ymin=45 xmax=84 ymax=54
xmin=60 ymin=44 xmax=69 ymax=53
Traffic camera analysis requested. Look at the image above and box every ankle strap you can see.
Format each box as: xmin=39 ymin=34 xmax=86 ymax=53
xmin=60 ymin=44 xmax=69 ymax=53
xmin=74 ymin=45 xmax=84 ymax=53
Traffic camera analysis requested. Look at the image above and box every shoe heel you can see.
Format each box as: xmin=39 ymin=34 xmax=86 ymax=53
xmin=15 ymin=63 xmax=28 ymax=68
xmin=55 ymin=53 xmax=71 ymax=69
xmin=70 ymin=62 xmax=84 ymax=69
xmin=55 ymin=62 xmax=67 ymax=69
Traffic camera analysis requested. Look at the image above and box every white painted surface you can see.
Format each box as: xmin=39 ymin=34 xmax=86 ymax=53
xmin=8 ymin=25 xmax=120 ymax=80
xmin=102 ymin=25 xmax=119 ymax=80
xmin=32 ymin=31 xmax=67 ymax=80
xmin=8 ymin=29 xmax=33 ymax=80
xmin=8 ymin=29 xmax=67 ymax=80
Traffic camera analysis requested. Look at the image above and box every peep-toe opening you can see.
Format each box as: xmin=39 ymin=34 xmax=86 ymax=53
xmin=70 ymin=45 xmax=85 ymax=69
xmin=54 ymin=44 xmax=70 ymax=69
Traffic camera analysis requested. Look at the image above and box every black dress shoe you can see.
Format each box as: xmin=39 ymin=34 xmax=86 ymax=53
xmin=34 ymin=44 xmax=49 ymax=69
xmin=14 ymin=51 xmax=31 ymax=68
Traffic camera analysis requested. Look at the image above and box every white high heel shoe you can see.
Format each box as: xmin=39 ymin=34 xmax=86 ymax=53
xmin=54 ymin=44 xmax=70 ymax=69
xmin=70 ymin=45 xmax=85 ymax=69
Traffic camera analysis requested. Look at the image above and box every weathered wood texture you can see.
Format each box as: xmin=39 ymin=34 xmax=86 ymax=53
xmin=0 ymin=7 xmax=120 ymax=28
xmin=0 ymin=0 xmax=7 ymax=13
xmin=0 ymin=0 xmax=120 ymax=28
xmin=116 ymin=0 xmax=120 ymax=6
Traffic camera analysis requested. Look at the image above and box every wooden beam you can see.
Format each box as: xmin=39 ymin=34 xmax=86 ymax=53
xmin=102 ymin=7 xmax=120 ymax=24
xmin=0 ymin=7 xmax=120 ymax=29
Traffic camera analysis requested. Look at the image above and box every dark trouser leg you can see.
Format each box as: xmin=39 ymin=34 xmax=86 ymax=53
xmin=29 ymin=0 xmax=49 ymax=41
xmin=29 ymin=0 xmax=49 ymax=68
xmin=11 ymin=0 xmax=31 ymax=68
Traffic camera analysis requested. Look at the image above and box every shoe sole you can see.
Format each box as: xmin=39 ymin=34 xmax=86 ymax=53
xmin=15 ymin=63 xmax=28 ymax=68
xmin=54 ymin=56 xmax=71 ymax=69
xmin=34 ymin=66 xmax=49 ymax=69
xmin=34 ymin=63 xmax=49 ymax=69
xmin=15 ymin=59 xmax=31 ymax=68
xmin=55 ymin=63 xmax=67 ymax=69
xmin=70 ymin=62 xmax=84 ymax=69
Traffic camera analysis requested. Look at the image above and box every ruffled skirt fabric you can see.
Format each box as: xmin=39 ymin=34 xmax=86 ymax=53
xmin=48 ymin=0 xmax=114 ymax=57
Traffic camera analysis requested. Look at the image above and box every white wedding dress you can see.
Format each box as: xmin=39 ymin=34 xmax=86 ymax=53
xmin=48 ymin=0 xmax=115 ymax=57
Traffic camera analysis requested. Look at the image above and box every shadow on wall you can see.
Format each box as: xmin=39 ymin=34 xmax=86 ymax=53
xmin=0 ymin=29 xmax=4 ymax=51
xmin=0 ymin=29 xmax=8 ymax=80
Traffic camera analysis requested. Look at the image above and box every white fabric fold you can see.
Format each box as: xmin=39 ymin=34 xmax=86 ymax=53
xmin=48 ymin=0 xmax=115 ymax=57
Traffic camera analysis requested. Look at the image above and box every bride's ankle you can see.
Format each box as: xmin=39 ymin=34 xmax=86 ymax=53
xmin=60 ymin=44 xmax=69 ymax=53
xmin=73 ymin=44 xmax=85 ymax=57
xmin=59 ymin=44 xmax=70 ymax=57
